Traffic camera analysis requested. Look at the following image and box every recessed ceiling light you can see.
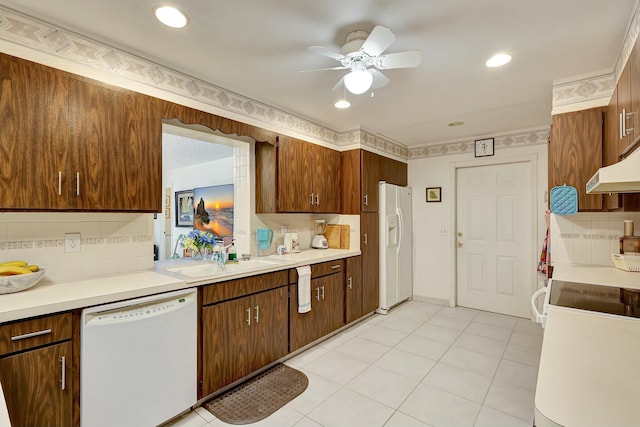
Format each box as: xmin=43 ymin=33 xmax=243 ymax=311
xmin=448 ymin=121 xmax=464 ymax=127
xmin=334 ymin=99 xmax=351 ymax=109
xmin=486 ymin=53 xmax=511 ymax=68
xmin=154 ymin=6 xmax=189 ymax=28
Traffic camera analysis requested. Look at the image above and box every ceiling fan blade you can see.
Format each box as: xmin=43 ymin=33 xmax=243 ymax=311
xmin=332 ymin=76 xmax=346 ymax=91
xmin=376 ymin=50 xmax=422 ymax=69
xmin=370 ymin=69 xmax=390 ymax=89
xmin=308 ymin=45 xmax=345 ymax=61
xmin=300 ymin=66 xmax=347 ymax=72
xmin=361 ymin=26 xmax=396 ymax=57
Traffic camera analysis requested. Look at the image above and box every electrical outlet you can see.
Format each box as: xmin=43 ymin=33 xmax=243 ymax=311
xmin=65 ymin=233 xmax=81 ymax=253
xmin=439 ymin=228 xmax=448 ymax=237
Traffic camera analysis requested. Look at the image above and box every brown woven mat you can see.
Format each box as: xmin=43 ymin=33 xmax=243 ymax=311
xmin=203 ymin=364 xmax=308 ymax=424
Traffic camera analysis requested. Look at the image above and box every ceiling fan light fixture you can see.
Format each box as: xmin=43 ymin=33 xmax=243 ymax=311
xmin=344 ymin=69 xmax=373 ymax=94
xmin=485 ymin=53 xmax=511 ymax=67
xmin=154 ymin=6 xmax=189 ymax=28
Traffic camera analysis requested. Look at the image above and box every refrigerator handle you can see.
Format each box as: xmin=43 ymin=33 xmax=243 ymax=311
xmin=396 ymin=207 xmax=403 ymax=252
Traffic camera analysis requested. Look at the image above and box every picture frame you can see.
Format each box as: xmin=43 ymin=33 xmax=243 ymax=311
xmin=175 ymin=190 xmax=194 ymax=227
xmin=474 ymin=138 xmax=495 ymax=157
xmin=193 ymin=184 xmax=234 ymax=237
xmin=426 ymin=187 xmax=442 ymax=203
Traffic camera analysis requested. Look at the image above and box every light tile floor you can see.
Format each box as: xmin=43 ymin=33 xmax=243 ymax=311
xmin=167 ymin=300 xmax=542 ymax=427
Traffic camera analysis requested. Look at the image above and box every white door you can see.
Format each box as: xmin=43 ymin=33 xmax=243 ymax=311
xmin=456 ymin=162 xmax=532 ymax=317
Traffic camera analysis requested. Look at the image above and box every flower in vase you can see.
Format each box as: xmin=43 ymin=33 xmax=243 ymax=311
xmin=181 ymin=229 xmax=216 ymax=254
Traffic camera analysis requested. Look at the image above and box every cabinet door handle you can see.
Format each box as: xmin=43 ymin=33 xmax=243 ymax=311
xmin=348 ymin=277 xmax=353 ymax=289
xmin=58 ymin=171 xmax=62 ymax=196
xmin=321 ymin=285 xmax=325 ymax=300
xmin=310 ymin=193 xmax=314 ymax=206
xmin=60 ymin=356 xmax=66 ymax=391
xmin=315 ymin=286 xmax=320 ymax=301
xmin=76 ymin=172 xmax=80 ymax=196
xmin=315 ymin=193 xmax=319 ymax=206
xmin=246 ymin=307 xmax=252 ymax=326
xmin=363 ymin=233 xmax=368 ymax=245
xmin=254 ymin=305 xmax=260 ymax=323
xmin=625 ymin=110 xmax=634 ymax=135
xmin=620 ymin=111 xmax=625 ymax=140
xmin=11 ymin=328 xmax=52 ymax=341
xmin=364 ymin=194 xmax=368 ymax=206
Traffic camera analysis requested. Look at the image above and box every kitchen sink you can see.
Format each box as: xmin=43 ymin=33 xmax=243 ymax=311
xmin=167 ymin=258 xmax=283 ymax=278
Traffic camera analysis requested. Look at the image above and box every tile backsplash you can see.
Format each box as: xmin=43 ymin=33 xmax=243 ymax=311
xmin=550 ymin=212 xmax=640 ymax=266
xmin=0 ymin=212 xmax=154 ymax=284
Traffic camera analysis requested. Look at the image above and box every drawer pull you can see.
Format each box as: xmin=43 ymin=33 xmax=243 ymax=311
xmin=60 ymin=356 xmax=66 ymax=391
xmin=11 ymin=329 xmax=52 ymax=341
xmin=331 ymin=264 xmax=341 ymax=269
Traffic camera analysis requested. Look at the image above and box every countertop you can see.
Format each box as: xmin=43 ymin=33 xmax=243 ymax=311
xmin=0 ymin=248 xmax=360 ymax=323
xmin=535 ymin=305 xmax=640 ymax=427
xmin=551 ymin=264 xmax=640 ymax=289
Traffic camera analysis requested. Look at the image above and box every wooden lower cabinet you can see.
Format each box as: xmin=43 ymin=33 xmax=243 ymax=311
xmin=361 ymin=212 xmax=380 ymax=314
xmin=345 ymin=256 xmax=363 ymax=324
xmin=290 ymin=272 xmax=345 ymax=352
xmin=0 ymin=341 xmax=72 ymax=427
xmin=201 ymin=286 xmax=288 ymax=396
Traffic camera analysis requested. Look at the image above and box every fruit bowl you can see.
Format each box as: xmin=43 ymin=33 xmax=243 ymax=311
xmin=0 ymin=269 xmax=46 ymax=294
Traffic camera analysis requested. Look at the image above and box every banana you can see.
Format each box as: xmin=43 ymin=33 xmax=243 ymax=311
xmin=26 ymin=265 xmax=40 ymax=272
xmin=0 ymin=265 xmax=32 ymax=276
xmin=0 ymin=261 xmax=27 ymax=267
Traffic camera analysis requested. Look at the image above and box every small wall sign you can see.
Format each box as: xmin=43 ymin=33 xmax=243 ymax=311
xmin=474 ymin=138 xmax=495 ymax=157
xmin=426 ymin=187 xmax=442 ymax=203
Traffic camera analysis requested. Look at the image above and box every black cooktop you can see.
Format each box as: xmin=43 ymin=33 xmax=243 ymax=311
xmin=549 ymin=280 xmax=640 ymax=318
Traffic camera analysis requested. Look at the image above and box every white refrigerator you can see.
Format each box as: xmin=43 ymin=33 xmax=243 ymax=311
xmin=378 ymin=182 xmax=413 ymax=314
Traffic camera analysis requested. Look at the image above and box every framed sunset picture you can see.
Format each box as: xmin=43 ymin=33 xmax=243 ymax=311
xmin=193 ymin=184 xmax=234 ymax=237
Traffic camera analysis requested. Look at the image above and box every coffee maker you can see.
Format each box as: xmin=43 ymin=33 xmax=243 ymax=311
xmin=311 ymin=220 xmax=329 ymax=249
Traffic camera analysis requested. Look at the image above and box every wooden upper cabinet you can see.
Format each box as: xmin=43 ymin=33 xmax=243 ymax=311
xmin=549 ymin=108 xmax=605 ymax=211
xmin=361 ymin=150 xmax=382 ymax=212
xmin=0 ymin=53 xmax=162 ymax=212
xmin=255 ymin=136 xmax=340 ymax=213
xmin=605 ymin=86 xmax=622 ymax=210
xmin=312 ymin=144 xmax=340 ymax=212
xmin=340 ymin=149 xmax=361 ymax=214
xmin=0 ymin=53 xmax=70 ymax=210
xmin=618 ymin=61 xmax=633 ymax=153
xmin=69 ymin=78 xmax=162 ymax=211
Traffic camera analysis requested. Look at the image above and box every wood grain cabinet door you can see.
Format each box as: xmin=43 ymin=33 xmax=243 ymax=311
xmin=549 ymin=108 xmax=604 ymax=211
xmin=248 ymin=287 xmax=288 ymax=373
xmin=316 ymin=273 xmax=345 ymax=337
xmin=201 ymin=297 xmax=251 ymax=395
xmin=68 ymin=78 xmax=162 ymax=212
xmin=345 ymin=256 xmax=363 ymax=324
xmin=0 ymin=341 xmax=72 ymax=427
xmin=361 ymin=150 xmax=382 ymax=212
xmin=312 ymin=144 xmax=341 ymax=213
xmin=277 ymin=137 xmax=313 ymax=212
xmin=0 ymin=53 xmax=70 ymax=210
xmin=289 ymin=283 xmax=321 ymax=352
xmin=361 ymin=212 xmax=380 ymax=314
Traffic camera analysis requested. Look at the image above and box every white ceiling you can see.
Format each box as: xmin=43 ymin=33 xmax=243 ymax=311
xmin=1 ymin=0 xmax=636 ymax=147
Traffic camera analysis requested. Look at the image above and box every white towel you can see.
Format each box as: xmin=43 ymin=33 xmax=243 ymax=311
xmin=296 ymin=265 xmax=312 ymax=314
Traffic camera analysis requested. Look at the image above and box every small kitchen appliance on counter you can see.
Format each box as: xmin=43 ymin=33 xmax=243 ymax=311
xmin=256 ymin=228 xmax=274 ymax=256
xmin=311 ymin=220 xmax=328 ymax=249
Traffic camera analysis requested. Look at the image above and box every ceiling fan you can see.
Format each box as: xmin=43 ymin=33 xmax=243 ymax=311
xmin=306 ymin=25 xmax=421 ymax=95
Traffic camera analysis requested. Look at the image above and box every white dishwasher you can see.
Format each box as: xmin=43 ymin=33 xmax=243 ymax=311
xmin=81 ymin=288 xmax=197 ymax=427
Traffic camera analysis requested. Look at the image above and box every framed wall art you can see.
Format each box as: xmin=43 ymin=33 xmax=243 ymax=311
xmin=474 ymin=138 xmax=495 ymax=157
xmin=175 ymin=190 xmax=194 ymax=227
xmin=426 ymin=187 xmax=442 ymax=203
xmin=193 ymin=184 xmax=234 ymax=237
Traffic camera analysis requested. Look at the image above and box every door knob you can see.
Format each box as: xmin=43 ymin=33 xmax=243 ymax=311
xmin=457 ymin=241 xmax=463 ymax=248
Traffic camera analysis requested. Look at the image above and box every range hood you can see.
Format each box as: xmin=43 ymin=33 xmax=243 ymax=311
xmin=586 ymin=147 xmax=640 ymax=194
